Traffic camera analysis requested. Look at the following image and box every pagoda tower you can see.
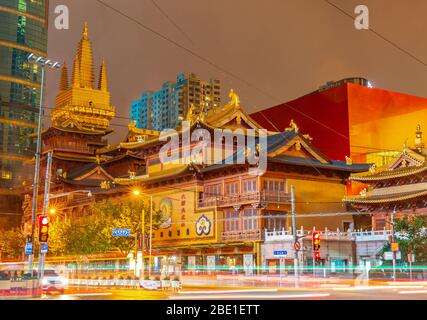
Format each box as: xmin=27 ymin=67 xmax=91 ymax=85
xmin=50 ymin=22 xmax=115 ymax=132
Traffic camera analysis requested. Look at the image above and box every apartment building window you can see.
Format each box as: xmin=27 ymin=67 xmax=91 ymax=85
xmin=225 ymin=210 xmax=239 ymax=231
xmin=243 ymin=179 xmax=256 ymax=193
xmin=243 ymin=208 xmax=258 ymax=230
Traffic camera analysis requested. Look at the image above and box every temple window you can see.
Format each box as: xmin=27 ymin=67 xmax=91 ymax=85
xmin=225 ymin=181 xmax=238 ymax=195
xmin=243 ymin=208 xmax=259 ymax=231
xmin=263 ymin=179 xmax=286 ymax=194
xmin=265 ymin=215 xmax=286 ymax=231
xmin=242 ymin=179 xmax=256 ymax=194
xmin=204 ymin=184 xmax=221 ymax=198
xmin=225 ymin=210 xmax=239 ymax=232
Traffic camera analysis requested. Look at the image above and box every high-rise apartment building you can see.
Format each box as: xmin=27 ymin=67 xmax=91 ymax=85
xmin=130 ymin=72 xmax=221 ymax=131
xmin=0 ymin=0 xmax=49 ymax=226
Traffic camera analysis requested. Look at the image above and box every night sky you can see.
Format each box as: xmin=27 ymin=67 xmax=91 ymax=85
xmin=45 ymin=0 xmax=427 ymax=144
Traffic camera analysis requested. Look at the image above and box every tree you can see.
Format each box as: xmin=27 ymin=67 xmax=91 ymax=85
xmin=0 ymin=227 xmax=25 ymax=260
xmin=44 ymin=198 xmax=166 ymax=257
xmin=395 ymin=215 xmax=427 ymax=263
xmin=93 ymin=199 xmax=165 ymax=255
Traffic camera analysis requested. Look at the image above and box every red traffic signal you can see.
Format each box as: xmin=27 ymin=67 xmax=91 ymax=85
xmin=314 ymin=251 xmax=321 ymax=260
xmin=312 ymin=231 xmax=320 ymax=251
xmin=38 ymin=216 xmax=49 ymax=243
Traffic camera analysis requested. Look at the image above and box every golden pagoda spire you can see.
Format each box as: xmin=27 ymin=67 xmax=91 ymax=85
xmin=72 ymin=53 xmax=81 ymax=87
xmin=59 ymin=61 xmax=69 ymax=91
xmin=98 ymin=58 xmax=108 ymax=91
xmin=51 ymin=22 xmax=115 ymax=133
xmin=76 ymin=21 xmax=94 ymax=88
xmin=83 ymin=21 xmax=88 ymax=40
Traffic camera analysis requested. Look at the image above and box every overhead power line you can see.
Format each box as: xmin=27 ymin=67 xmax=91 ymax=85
xmin=324 ymin=0 xmax=427 ymax=68
xmin=150 ymin=0 xmax=194 ymax=45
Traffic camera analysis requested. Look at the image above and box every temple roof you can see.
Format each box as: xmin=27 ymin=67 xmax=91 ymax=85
xmin=351 ymin=164 xmax=427 ymax=182
xmin=343 ymin=189 xmax=427 ymax=204
xmin=114 ymin=164 xmax=199 ymax=185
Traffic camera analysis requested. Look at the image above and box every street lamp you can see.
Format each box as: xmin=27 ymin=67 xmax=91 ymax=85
xmin=132 ymin=189 xmax=154 ymax=278
xmin=26 ymin=53 xmax=62 ymax=275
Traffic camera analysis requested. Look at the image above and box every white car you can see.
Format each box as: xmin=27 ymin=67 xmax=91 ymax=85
xmin=41 ymin=270 xmax=68 ymax=293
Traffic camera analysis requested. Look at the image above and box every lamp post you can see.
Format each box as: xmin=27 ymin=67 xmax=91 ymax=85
xmin=26 ymin=53 xmax=61 ymax=275
xmin=132 ymin=190 xmax=153 ymax=278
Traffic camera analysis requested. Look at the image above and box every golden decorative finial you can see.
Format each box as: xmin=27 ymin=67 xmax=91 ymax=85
xmin=128 ymin=120 xmax=137 ymax=129
xmin=295 ymin=140 xmax=301 ymax=151
xmin=303 ymin=134 xmax=313 ymax=142
xmin=228 ymin=89 xmax=240 ymax=107
xmin=185 ymin=103 xmax=197 ymax=123
xmin=415 ymin=124 xmax=424 ymax=152
xmin=83 ymin=21 xmax=89 ymax=40
xmin=98 ymin=58 xmax=108 ymax=91
xmin=403 ymin=139 xmax=408 ymax=152
xmin=401 ymin=159 xmax=408 ymax=168
xmin=345 ymin=156 xmax=353 ymax=165
xmin=285 ymin=119 xmax=299 ymax=133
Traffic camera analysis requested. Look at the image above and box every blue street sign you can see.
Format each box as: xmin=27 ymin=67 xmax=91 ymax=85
xmin=25 ymin=242 xmax=33 ymax=255
xmin=41 ymin=243 xmax=48 ymax=254
xmin=112 ymin=228 xmax=131 ymax=237
xmin=273 ymin=250 xmax=287 ymax=257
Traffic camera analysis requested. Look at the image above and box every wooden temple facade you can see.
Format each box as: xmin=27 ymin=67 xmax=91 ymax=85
xmin=22 ymin=23 xmax=370 ymax=273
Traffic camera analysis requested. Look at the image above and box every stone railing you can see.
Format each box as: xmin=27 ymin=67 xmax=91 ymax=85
xmin=221 ymin=229 xmax=263 ymax=242
xmin=264 ymin=228 xmax=393 ymax=242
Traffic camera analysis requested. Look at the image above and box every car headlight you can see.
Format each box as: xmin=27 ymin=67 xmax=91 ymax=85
xmin=60 ymin=277 xmax=69 ymax=286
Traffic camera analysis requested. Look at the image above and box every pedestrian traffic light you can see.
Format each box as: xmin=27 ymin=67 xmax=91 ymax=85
xmin=315 ymin=251 xmax=321 ymax=260
xmin=38 ymin=216 xmax=49 ymax=243
xmin=312 ymin=231 xmax=320 ymax=251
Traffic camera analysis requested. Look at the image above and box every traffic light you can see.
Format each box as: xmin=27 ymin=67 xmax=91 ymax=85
xmin=314 ymin=251 xmax=321 ymax=260
xmin=312 ymin=231 xmax=320 ymax=251
xmin=38 ymin=216 xmax=49 ymax=243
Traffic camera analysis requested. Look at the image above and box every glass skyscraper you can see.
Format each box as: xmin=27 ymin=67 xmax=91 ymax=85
xmin=0 ymin=0 xmax=48 ymax=225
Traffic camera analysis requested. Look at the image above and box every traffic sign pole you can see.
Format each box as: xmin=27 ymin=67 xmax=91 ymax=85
xmin=290 ymin=185 xmax=299 ymax=286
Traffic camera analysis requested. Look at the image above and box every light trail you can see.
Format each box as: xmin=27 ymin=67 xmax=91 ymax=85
xmin=398 ymin=290 xmax=427 ymax=295
xmin=178 ymin=288 xmax=278 ymax=295
xmin=170 ymin=293 xmax=331 ymax=300
xmin=333 ymin=285 xmax=425 ymax=291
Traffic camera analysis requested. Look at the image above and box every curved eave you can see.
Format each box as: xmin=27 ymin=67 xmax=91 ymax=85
xmin=343 ymin=190 xmax=427 ymax=204
xmin=351 ymin=166 xmax=427 ymax=182
xmin=268 ymin=157 xmax=369 ymax=173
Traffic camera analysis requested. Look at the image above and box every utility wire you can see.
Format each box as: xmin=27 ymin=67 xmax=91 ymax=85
xmin=149 ymin=0 xmax=194 ymax=46
xmin=324 ymin=0 xmax=427 ymax=68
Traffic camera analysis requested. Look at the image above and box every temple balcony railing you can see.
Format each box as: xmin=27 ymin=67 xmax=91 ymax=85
xmin=264 ymin=228 xmax=394 ymax=242
xmin=221 ymin=229 xmax=264 ymax=242
xmin=198 ymin=191 xmax=291 ymax=209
